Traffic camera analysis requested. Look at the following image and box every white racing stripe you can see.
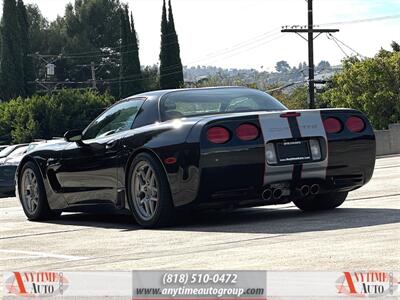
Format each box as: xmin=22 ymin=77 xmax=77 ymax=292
xmin=259 ymin=113 xmax=293 ymax=185
xmin=259 ymin=110 xmax=328 ymax=186
xmin=296 ymin=110 xmax=328 ymax=180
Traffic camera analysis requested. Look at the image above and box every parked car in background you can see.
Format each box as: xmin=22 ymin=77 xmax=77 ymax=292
xmin=0 ymin=141 xmax=62 ymax=197
xmin=0 ymin=145 xmax=29 ymax=165
xmin=0 ymin=145 xmax=9 ymax=151
xmin=0 ymin=145 xmax=29 ymax=196
xmin=0 ymin=144 xmax=28 ymax=160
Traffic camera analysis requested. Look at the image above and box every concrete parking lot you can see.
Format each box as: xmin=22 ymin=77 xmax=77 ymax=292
xmin=1 ymin=155 xmax=399 ymax=271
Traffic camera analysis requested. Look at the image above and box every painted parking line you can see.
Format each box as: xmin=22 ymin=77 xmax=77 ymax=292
xmin=0 ymin=249 xmax=88 ymax=261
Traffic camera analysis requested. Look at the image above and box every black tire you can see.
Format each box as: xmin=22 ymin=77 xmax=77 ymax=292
xmin=19 ymin=161 xmax=62 ymax=221
xmin=293 ymin=191 xmax=348 ymax=211
xmin=127 ymin=153 xmax=175 ymax=228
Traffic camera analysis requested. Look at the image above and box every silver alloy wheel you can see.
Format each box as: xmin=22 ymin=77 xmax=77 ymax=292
xmin=21 ymin=168 xmax=39 ymax=214
xmin=131 ymin=161 xmax=159 ymax=221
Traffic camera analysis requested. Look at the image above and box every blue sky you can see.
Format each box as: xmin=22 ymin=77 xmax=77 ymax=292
xmin=2 ymin=0 xmax=400 ymax=70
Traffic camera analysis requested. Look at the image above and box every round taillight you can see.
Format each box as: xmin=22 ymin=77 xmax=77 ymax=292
xmin=346 ymin=116 xmax=365 ymax=133
xmin=236 ymin=123 xmax=259 ymax=141
xmin=323 ymin=118 xmax=342 ymax=134
xmin=206 ymin=127 xmax=230 ymax=144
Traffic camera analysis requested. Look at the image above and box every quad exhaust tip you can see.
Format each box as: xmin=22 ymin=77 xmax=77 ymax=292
xmin=273 ymin=188 xmax=283 ymax=200
xmin=310 ymin=184 xmax=320 ymax=195
xmin=300 ymin=185 xmax=310 ymax=197
xmin=262 ymin=188 xmax=283 ymax=201
xmin=262 ymin=189 xmax=272 ymax=201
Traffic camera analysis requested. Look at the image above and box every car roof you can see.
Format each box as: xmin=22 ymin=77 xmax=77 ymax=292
xmin=130 ymin=86 xmax=252 ymax=100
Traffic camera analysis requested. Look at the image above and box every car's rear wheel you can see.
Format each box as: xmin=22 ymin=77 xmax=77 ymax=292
xmin=293 ymin=191 xmax=348 ymax=211
xmin=19 ymin=161 xmax=61 ymax=220
xmin=127 ymin=153 xmax=175 ymax=228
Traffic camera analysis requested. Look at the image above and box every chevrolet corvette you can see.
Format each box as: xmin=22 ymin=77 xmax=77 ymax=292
xmin=16 ymin=87 xmax=376 ymax=227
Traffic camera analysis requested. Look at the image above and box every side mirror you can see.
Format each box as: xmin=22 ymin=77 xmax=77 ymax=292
xmin=64 ymin=129 xmax=83 ymax=144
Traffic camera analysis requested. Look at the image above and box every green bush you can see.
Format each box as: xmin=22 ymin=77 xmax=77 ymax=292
xmin=0 ymin=89 xmax=114 ymax=144
xmin=321 ymin=52 xmax=400 ymax=129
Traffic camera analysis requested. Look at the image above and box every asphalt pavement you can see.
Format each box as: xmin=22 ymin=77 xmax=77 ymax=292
xmin=1 ymin=155 xmax=399 ymax=271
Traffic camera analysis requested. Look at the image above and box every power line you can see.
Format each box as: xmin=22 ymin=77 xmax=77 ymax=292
xmin=327 ymin=34 xmax=366 ymax=59
xmin=317 ymin=14 xmax=400 ymax=27
xmin=196 ymin=33 xmax=284 ymax=65
xmin=267 ymin=80 xmax=307 ymax=93
xmin=327 ymin=34 xmax=349 ymax=58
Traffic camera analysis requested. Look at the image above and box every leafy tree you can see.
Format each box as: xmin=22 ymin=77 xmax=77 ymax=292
xmin=17 ymin=0 xmax=36 ymax=96
xmin=275 ymin=60 xmax=291 ymax=73
xmin=142 ymin=65 xmax=160 ymax=91
xmin=270 ymin=85 xmax=309 ymax=109
xmin=391 ymin=41 xmax=400 ymax=52
xmin=316 ymin=60 xmax=331 ymax=72
xmin=321 ymin=52 xmax=400 ymax=129
xmin=119 ymin=6 xmax=142 ymax=98
xmin=0 ymin=0 xmax=25 ymax=100
xmin=25 ymin=4 xmax=49 ymax=53
xmin=159 ymin=0 xmax=183 ymax=89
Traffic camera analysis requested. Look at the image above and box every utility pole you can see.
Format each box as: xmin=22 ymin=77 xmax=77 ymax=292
xmin=307 ymin=0 xmax=315 ymax=109
xmin=90 ymin=61 xmax=97 ymax=88
xmin=76 ymin=62 xmax=106 ymax=89
xmin=281 ymin=0 xmax=339 ymax=109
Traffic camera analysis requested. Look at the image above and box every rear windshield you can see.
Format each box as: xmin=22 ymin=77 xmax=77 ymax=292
xmin=160 ymin=88 xmax=287 ymax=121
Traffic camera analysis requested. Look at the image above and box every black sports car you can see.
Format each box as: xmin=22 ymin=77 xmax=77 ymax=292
xmin=16 ymin=87 xmax=376 ymax=227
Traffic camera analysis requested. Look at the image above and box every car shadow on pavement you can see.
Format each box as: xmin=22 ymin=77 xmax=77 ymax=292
xmin=170 ymin=206 xmax=400 ymax=234
xmin=45 ymin=205 xmax=400 ymax=234
xmin=45 ymin=211 xmax=139 ymax=230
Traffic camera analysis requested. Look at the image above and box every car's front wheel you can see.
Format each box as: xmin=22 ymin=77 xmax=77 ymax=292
xmin=19 ymin=161 xmax=61 ymax=220
xmin=127 ymin=153 xmax=175 ymax=228
xmin=293 ymin=191 xmax=348 ymax=211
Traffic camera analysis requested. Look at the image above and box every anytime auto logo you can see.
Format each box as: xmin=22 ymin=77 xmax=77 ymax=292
xmin=336 ymin=271 xmax=398 ymax=297
xmin=5 ymin=272 xmax=69 ymax=297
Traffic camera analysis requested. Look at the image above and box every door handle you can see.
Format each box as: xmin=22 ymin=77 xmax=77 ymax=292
xmin=106 ymin=140 xmax=119 ymax=150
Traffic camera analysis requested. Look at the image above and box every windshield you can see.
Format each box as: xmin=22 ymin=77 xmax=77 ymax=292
xmin=160 ymin=88 xmax=287 ymax=121
xmin=83 ymin=99 xmax=145 ymax=140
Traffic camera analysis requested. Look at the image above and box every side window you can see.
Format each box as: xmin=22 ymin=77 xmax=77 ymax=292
xmin=83 ymin=99 xmax=144 ymax=140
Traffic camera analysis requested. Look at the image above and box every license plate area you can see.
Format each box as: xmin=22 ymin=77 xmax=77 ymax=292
xmin=276 ymin=140 xmax=311 ymax=163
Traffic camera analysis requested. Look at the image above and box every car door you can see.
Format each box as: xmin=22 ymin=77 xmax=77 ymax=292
xmin=56 ymin=98 xmax=145 ymax=206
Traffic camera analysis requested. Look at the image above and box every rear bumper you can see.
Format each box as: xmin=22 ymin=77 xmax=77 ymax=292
xmin=194 ymin=137 xmax=375 ymax=207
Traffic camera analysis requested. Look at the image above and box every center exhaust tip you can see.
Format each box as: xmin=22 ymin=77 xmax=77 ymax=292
xmin=300 ymin=185 xmax=310 ymax=197
xmin=273 ymin=188 xmax=283 ymax=200
xmin=310 ymin=184 xmax=320 ymax=195
xmin=262 ymin=189 xmax=272 ymax=201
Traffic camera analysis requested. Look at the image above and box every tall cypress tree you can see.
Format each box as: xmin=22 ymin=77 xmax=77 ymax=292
xmin=0 ymin=0 xmax=25 ymax=100
xmin=17 ymin=0 xmax=35 ymax=96
xmin=119 ymin=5 xmax=142 ymax=98
xmin=167 ymin=0 xmax=183 ymax=87
xmin=159 ymin=0 xmax=170 ymax=89
xmin=159 ymin=0 xmax=184 ymax=89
